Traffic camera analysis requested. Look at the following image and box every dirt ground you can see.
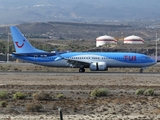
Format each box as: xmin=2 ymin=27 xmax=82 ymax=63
xmin=0 ymin=63 xmax=160 ymax=119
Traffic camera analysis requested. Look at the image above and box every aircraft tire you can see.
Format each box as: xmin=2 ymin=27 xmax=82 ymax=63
xmin=140 ymin=68 xmax=143 ymax=73
xmin=79 ymin=68 xmax=85 ymax=73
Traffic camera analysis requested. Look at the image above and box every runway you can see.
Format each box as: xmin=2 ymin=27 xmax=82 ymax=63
xmin=0 ymin=71 xmax=160 ymax=76
xmin=0 ymin=62 xmax=160 ymax=77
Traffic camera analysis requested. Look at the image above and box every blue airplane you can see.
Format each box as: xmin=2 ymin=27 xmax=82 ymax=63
xmin=10 ymin=26 xmax=156 ymax=73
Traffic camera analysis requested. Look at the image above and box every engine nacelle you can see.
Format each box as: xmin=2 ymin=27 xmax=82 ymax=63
xmin=89 ymin=62 xmax=108 ymax=71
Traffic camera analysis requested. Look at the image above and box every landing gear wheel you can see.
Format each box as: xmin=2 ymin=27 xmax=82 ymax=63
xmin=79 ymin=68 xmax=85 ymax=73
xmin=140 ymin=68 xmax=143 ymax=73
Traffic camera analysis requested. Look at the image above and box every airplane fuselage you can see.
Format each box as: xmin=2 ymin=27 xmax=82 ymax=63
xmin=12 ymin=52 xmax=156 ymax=68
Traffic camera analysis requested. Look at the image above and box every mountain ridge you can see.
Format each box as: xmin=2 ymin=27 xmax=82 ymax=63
xmin=0 ymin=0 xmax=160 ymax=24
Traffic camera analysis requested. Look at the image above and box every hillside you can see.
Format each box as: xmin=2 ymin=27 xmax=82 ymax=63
xmin=0 ymin=21 xmax=159 ymax=62
xmin=0 ymin=0 xmax=160 ymax=24
xmin=15 ymin=22 xmax=130 ymax=40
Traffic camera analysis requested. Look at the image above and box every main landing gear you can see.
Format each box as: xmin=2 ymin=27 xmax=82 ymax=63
xmin=140 ymin=68 xmax=143 ymax=73
xmin=79 ymin=68 xmax=85 ymax=73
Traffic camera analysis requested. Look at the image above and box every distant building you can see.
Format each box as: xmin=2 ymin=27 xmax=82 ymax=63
xmin=124 ymin=35 xmax=144 ymax=44
xmin=96 ymin=35 xmax=117 ymax=47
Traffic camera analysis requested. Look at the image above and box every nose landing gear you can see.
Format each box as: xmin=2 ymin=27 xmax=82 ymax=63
xmin=140 ymin=67 xmax=148 ymax=73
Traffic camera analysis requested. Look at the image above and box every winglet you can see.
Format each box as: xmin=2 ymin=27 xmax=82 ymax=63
xmin=54 ymin=48 xmax=60 ymax=57
xmin=54 ymin=48 xmax=64 ymax=61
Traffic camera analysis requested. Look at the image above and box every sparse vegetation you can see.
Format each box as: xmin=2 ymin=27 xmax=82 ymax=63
xmin=144 ymin=88 xmax=155 ymax=96
xmin=135 ymin=88 xmax=145 ymax=95
xmin=13 ymin=92 xmax=26 ymax=99
xmin=0 ymin=91 xmax=8 ymax=99
xmin=32 ymin=91 xmax=52 ymax=101
xmin=90 ymin=88 xmax=110 ymax=97
xmin=26 ymin=103 xmax=42 ymax=112
xmin=13 ymin=67 xmax=19 ymax=71
xmin=0 ymin=100 xmax=8 ymax=107
xmin=135 ymin=88 xmax=155 ymax=96
xmin=57 ymin=93 xmax=64 ymax=99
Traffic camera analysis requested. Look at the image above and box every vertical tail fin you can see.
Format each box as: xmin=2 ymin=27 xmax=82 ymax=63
xmin=10 ymin=26 xmax=45 ymax=53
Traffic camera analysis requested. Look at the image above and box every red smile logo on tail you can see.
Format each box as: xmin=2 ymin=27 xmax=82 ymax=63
xmin=15 ymin=39 xmax=25 ymax=48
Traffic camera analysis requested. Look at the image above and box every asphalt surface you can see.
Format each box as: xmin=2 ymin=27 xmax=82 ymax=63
xmin=0 ymin=71 xmax=160 ymax=76
xmin=0 ymin=62 xmax=160 ymax=75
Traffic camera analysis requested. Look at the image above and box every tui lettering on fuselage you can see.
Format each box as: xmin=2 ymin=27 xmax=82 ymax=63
xmin=124 ymin=55 xmax=136 ymax=61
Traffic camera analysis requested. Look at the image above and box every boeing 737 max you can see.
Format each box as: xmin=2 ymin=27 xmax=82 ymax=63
xmin=10 ymin=26 xmax=156 ymax=73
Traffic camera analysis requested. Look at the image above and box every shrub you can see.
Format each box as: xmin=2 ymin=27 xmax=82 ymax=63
xmin=144 ymin=88 xmax=154 ymax=96
xmin=14 ymin=68 xmax=18 ymax=71
xmin=13 ymin=92 xmax=26 ymax=99
xmin=135 ymin=88 xmax=145 ymax=95
xmin=26 ymin=103 xmax=42 ymax=112
xmin=0 ymin=101 xmax=8 ymax=107
xmin=33 ymin=91 xmax=52 ymax=101
xmin=90 ymin=88 xmax=110 ymax=97
xmin=0 ymin=91 xmax=8 ymax=99
xmin=57 ymin=93 xmax=64 ymax=99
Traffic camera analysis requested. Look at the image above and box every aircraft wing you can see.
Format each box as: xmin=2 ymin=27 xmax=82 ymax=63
xmin=12 ymin=52 xmax=27 ymax=56
xmin=54 ymin=49 xmax=91 ymax=67
xmin=64 ymin=58 xmax=90 ymax=67
xmin=12 ymin=52 xmax=57 ymax=56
